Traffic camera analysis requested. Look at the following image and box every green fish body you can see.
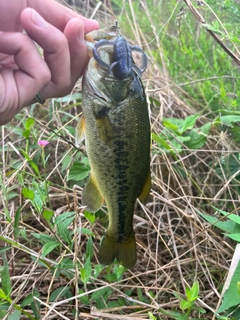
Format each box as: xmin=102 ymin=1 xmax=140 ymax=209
xmin=76 ymin=36 xmax=150 ymax=268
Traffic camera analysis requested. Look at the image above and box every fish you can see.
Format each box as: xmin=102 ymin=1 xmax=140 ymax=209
xmin=76 ymin=28 xmax=151 ymax=268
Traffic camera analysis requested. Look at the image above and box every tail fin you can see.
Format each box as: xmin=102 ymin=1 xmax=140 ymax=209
xmin=98 ymin=232 xmax=136 ymax=269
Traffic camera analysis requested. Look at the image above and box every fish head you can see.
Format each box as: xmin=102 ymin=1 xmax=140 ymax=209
xmin=84 ymin=43 xmax=133 ymax=104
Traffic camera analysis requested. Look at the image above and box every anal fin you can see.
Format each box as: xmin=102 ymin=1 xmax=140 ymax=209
xmin=138 ymin=169 xmax=151 ymax=203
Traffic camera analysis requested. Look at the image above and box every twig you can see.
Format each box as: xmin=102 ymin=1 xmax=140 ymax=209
xmin=183 ymin=0 xmax=240 ymax=66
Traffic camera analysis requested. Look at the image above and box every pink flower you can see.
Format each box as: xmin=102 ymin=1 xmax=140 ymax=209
xmin=38 ymin=140 xmax=49 ymax=148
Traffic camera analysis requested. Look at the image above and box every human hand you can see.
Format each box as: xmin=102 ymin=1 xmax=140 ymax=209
xmin=0 ymin=0 xmax=99 ymax=125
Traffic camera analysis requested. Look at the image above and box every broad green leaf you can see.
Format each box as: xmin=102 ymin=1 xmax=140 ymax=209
xmin=152 ymin=133 xmax=172 ymax=151
xmin=24 ymin=117 xmax=35 ymax=130
xmin=218 ymin=261 xmax=240 ymax=313
xmin=162 ymin=119 xmax=179 ymax=131
xmin=0 ymin=288 xmax=9 ymax=300
xmin=180 ymin=299 xmax=192 ymax=310
xmin=78 ymin=289 xmax=90 ymax=304
xmin=21 ymin=150 xmax=40 ymax=175
xmin=8 ymin=310 xmax=21 ymax=320
xmin=93 ymin=264 xmax=104 ymax=279
xmin=214 ymin=115 xmax=240 ymax=126
xmin=42 ymin=241 xmax=59 ymax=257
xmin=21 ymin=290 xmax=40 ymax=307
xmin=91 ymin=287 xmax=112 ymax=301
xmin=61 ymin=153 xmax=73 ymax=172
xmin=57 ymin=222 xmax=72 ymax=247
xmin=179 ymin=114 xmax=199 ymax=134
xmin=54 ymin=211 xmax=75 ymax=224
xmin=22 ymin=188 xmax=34 ymax=201
xmin=43 ymin=209 xmax=54 ymax=222
xmin=55 ymin=212 xmax=75 ymax=246
xmin=49 ymin=286 xmax=71 ymax=302
xmin=186 ymin=281 xmax=199 ymax=302
xmin=80 ymin=257 xmax=91 ymax=286
xmin=224 ymin=233 xmax=240 ymax=242
xmin=67 ymin=161 xmax=90 ymax=181
xmin=148 ymin=312 xmax=157 ymax=320
xmin=31 ymin=233 xmax=53 ymax=243
xmin=214 ymin=207 xmax=240 ymax=225
xmin=197 ymin=211 xmax=240 ymax=234
xmin=184 ymin=123 xmax=211 ymax=150
xmin=84 ymin=211 xmax=96 ymax=224
xmin=0 ymin=311 xmax=7 ymax=318
xmin=0 ymin=247 xmax=11 ymax=254
xmin=1 ymin=256 xmax=11 ymax=297
xmin=79 ymin=227 xmax=94 ymax=236
xmin=86 ymin=236 xmax=93 ymax=259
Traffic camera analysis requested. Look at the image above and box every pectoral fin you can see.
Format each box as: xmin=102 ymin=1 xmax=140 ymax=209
xmin=75 ymin=115 xmax=86 ymax=146
xmin=82 ymin=174 xmax=103 ymax=212
xmin=96 ymin=115 xmax=114 ymax=145
xmin=138 ymin=169 xmax=151 ymax=203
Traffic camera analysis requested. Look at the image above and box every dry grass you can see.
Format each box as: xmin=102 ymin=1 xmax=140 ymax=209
xmin=1 ymin=1 xmax=239 ymax=319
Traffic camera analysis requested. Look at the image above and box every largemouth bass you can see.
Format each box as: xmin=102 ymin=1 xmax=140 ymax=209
xmin=76 ymin=29 xmax=151 ymax=268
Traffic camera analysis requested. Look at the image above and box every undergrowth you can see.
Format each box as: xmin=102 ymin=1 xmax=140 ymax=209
xmin=1 ymin=0 xmax=240 ymax=319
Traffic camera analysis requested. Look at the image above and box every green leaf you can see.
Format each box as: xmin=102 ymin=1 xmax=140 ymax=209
xmin=8 ymin=310 xmax=21 ymax=320
xmin=0 ymin=288 xmax=9 ymax=300
xmin=180 ymin=299 xmax=192 ymax=310
xmin=214 ymin=115 xmax=240 ymax=127
xmin=31 ymin=233 xmax=54 ymax=245
xmin=198 ymin=211 xmax=240 ymax=234
xmin=0 ymin=311 xmax=7 ymax=318
xmin=152 ymin=133 xmax=172 ymax=151
xmin=1 ymin=256 xmax=11 ymax=297
xmin=55 ymin=212 xmax=75 ymax=247
xmin=24 ymin=117 xmax=35 ymax=130
xmin=86 ymin=236 xmax=93 ymax=259
xmin=218 ymin=261 xmax=240 ymax=313
xmin=42 ymin=241 xmax=59 ymax=257
xmin=80 ymin=257 xmax=91 ymax=286
xmin=179 ymin=114 xmax=199 ymax=134
xmin=67 ymin=161 xmax=90 ymax=181
xmin=21 ymin=150 xmax=40 ymax=175
xmin=214 ymin=207 xmax=240 ymax=225
xmin=186 ymin=281 xmax=199 ymax=302
xmin=21 ymin=290 xmax=40 ymax=307
xmin=79 ymin=227 xmax=94 ymax=236
xmin=49 ymin=286 xmax=72 ymax=302
xmin=14 ymin=206 xmax=21 ymax=238
xmin=93 ymin=264 xmax=104 ymax=279
xmin=0 ymin=247 xmax=11 ymax=254
xmin=224 ymin=233 xmax=240 ymax=242
xmin=84 ymin=211 xmax=96 ymax=224
xmin=162 ymin=119 xmax=179 ymax=131
xmin=43 ymin=209 xmax=54 ymax=222
xmin=22 ymin=188 xmax=34 ymax=200
xmin=91 ymin=287 xmax=112 ymax=301
xmin=184 ymin=123 xmax=211 ymax=150
xmin=61 ymin=153 xmax=73 ymax=172
xmin=57 ymin=223 xmax=72 ymax=247
xmin=148 ymin=312 xmax=157 ymax=320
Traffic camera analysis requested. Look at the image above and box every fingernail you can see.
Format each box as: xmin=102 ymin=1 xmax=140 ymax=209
xmin=32 ymin=10 xmax=48 ymax=28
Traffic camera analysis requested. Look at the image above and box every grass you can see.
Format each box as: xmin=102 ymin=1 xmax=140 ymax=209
xmin=1 ymin=0 xmax=240 ymax=319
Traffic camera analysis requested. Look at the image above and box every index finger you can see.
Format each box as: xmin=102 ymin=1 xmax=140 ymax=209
xmin=28 ymin=0 xmax=99 ymax=33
